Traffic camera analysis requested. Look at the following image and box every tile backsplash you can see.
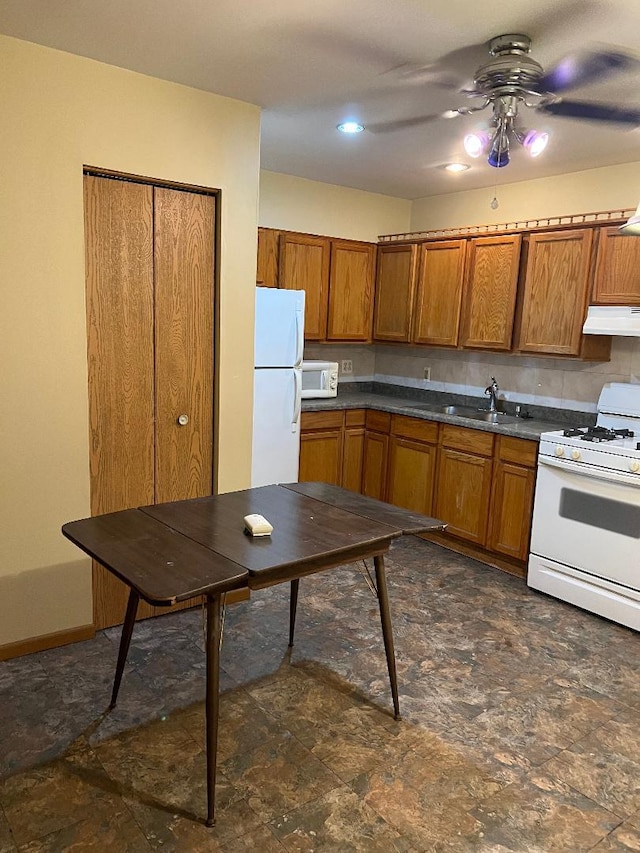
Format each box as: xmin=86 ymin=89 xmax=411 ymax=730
xmin=304 ymin=338 xmax=640 ymax=413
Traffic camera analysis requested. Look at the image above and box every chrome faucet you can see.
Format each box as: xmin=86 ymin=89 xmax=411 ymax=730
xmin=485 ymin=377 xmax=499 ymax=412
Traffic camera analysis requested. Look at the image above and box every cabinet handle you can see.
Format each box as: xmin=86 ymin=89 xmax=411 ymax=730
xmin=177 ymin=414 xmax=189 ymax=426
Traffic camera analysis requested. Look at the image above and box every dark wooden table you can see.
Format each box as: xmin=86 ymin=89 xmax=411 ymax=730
xmin=62 ymin=483 xmax=444 ymax=826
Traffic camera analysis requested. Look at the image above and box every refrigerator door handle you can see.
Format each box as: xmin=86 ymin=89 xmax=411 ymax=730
xmin=292 ymin=368 xmax=302 ymax=431
xmin=295 ymin=307 xmax=304 ymax=368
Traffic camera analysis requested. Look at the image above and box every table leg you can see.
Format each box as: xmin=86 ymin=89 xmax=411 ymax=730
xmin=205 ymin=593 xmax=222 ymax=827
xmin=373 ymin=555 xmax=401 ymax=721
xmin=109 ymin=588 xmax=140 ymax=709
xmin=288 ymin=578 xmax=300 ymax=647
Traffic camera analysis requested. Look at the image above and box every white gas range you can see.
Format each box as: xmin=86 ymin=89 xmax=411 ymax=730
xmin=528 ymin=382 xmax=640 ymax=632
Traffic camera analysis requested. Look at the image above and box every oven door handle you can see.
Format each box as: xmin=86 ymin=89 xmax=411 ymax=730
xmin=538 ymin=454 xmax=640 ymax=487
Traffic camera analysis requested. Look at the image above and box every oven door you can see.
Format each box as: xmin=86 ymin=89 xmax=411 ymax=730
xmin=530 ymin=456 xmax=640 ymax=589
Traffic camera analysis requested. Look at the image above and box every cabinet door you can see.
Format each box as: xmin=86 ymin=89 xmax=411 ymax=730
xmin=516 ymin=229 xmax=593 ymax=355
xmin=460 ymin=235 xmax=521 ymax=350
xmin=279 ymin=233 xmax=330 ymax=340
xmin=327 ymin=240 xmax=376 ymax=341
xmin=362 ymin=432 xmax=389 ymax=500
xmin=435 ymin=448 xmax=493 ymax=545
xmin=412 ymin=240 xmax=467 ymax=346
xmin=373 ymin=243 xmax=419 ymax=342
xmin=488 ymin=460 xmax=536 ymax=561
xmin=257 ymin=227 xmax=279 ymax=287
xmin=299 ymin=429 xmax=344 ymax=485
xmin=592 ymin=226 xmax=640 ymax=305
xmin=387 ymin=437 xmax=436 ymax=515
xmin=342 ymin=410 xmax=366 ymax=492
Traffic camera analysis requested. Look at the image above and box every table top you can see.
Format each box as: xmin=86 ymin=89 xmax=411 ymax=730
xmin=62 ymin=483 xmax=444 ymax=605
xmin=283 ymin=482 xmax=444 ymax=535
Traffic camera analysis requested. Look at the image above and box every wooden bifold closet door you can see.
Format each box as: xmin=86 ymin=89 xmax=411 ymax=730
xmin=84 ymin=174 xmax=215 ymax=629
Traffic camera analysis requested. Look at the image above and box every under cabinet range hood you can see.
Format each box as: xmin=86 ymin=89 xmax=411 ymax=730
xmin=583 ymin=305 xmax=640 ymax=336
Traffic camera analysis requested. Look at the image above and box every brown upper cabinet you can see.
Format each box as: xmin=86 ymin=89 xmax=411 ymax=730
xmin=259 ymin=228 xmax=376 ymax=342
xmin=373 ymin=243 xmax=419 ymax=342
xmin=413 ymin=240 xmax=467 ymax=347
xmin=279 ymin=232 xmax=331 ymax=340
xmin=592 ymin=226 xmax=640 ymax=305
xmin=374 ymin=235 xmax=521 ymax=351
xmin=516 ymin=228 xmax=602 ymax=357
xmin=327 ymin=239 xmax=376 ymax=341
xmin=256 ymin=227 xmax=279 ymax=288
xmin=459 ymin=234 xmax=522 ymax=351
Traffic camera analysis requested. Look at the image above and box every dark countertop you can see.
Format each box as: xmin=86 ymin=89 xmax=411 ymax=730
xmin=301 ymin=386 xmax=588 ymax=441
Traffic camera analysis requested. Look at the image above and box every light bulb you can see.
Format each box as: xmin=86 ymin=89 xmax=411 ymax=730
xmin=523 ymin=130 xmax=549 ymax=157
xmin=336 ymin=122 xmax=365 ymax=134
xmin=463 ymin=132 xmax=488 ymax=158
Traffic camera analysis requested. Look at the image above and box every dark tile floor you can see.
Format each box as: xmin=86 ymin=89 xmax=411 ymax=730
xmin=1 ymin=537 xmax=639 ymax=851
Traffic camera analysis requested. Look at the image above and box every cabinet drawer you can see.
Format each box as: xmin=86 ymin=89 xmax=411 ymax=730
xmin=365 ymin=410 xmax=391 ymax=433
xmin=345 ymin=408 xmax=366 ymax=428
xmin=391 ymin=414 xmax=438 ymax=443
xmin=440 ymin=424 xmax=494 ymax=456
xmin=496 ymin=435 xmax=538 ymax=467
xmin=301 ymin=410 xmax=344 ymax=431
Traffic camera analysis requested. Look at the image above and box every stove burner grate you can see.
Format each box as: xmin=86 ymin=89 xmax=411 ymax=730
xmin=562 ymin=426 xmax=635 ymax=442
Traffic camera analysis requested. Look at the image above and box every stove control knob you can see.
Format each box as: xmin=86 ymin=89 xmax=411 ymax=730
xmin=555 ymin=445 xmax=565 ymax=457
xmin=630 ymin=460 xmax=640 ymax=474
xmin=571 ymin=449 xmax=581 ymax=461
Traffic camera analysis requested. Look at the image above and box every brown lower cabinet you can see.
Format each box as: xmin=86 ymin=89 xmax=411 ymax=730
xmin=299 ymin=409 xmax=365 ymax=488
xmin=435 ymin=425 xmax=494 ymax=545
xmin=432 ymin=426 xmax=538 ymax=574
xmin=300 ymin=408 xmax=538 ymax=576
xmin=387 ymin=415 xmax=438 ymax=515
xmin=342 ymin=410 xmax=367 ymax=491
xmin=362 ymin=411 xmax=391 ymax=499
xmin=487 ymin=436 xmax=538 ymax=561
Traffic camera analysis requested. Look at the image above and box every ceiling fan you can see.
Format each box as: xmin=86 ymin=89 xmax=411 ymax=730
xmin=368 ymin=34 xmax=640 ymax=168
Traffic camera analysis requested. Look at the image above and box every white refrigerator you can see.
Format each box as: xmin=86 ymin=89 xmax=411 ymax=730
xmin=251 ymin=287 xmax=305 ymax=487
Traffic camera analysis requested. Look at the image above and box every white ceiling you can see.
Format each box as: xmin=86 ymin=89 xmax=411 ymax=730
xmin=2 ymin=0 xmax=640 ymax=198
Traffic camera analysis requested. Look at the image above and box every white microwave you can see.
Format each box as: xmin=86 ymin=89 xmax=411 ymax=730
xmin=300 ymin=360 xmax=339 ymax=398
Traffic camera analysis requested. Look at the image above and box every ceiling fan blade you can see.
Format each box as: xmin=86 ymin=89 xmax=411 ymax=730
xmin=389 ymin=41 xmax=489 ymax=92
xmin=538 ymin=50 xmax=639 ymax=94
xmin=538 ymin=99 xmax=640 ymax=125
xmin=366 ymin=114 xmax=442 ymax=133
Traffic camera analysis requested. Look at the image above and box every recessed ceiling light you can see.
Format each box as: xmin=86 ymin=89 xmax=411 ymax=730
xmin=443 ymin=163 xmax=470 ymax=172
xmin=337 ymin=122 xmax=365 ymax=134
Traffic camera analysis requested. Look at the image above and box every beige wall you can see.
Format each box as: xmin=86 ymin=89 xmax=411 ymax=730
xmin=259 ymin=170 xmax=411 ymax=242
xmin=409 ymin=161 xmax=640 ymax=232
xmin=0 ymin=36 xmax=260 ymax=646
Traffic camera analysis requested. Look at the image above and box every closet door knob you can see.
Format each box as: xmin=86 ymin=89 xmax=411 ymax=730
xmin=177 ymin=414 xmax=189 ymax=426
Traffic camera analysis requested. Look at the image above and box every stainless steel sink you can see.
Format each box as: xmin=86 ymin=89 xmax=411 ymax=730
xmin=410 ymin=404 xmax=519 ymax=423
xmin=411 ymin=404 xmax=477 ymax=416
xmin=438 ymin=405 xmax=472 ymax=415
xmin=468 ymin=411 xmax=518 ymax=423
